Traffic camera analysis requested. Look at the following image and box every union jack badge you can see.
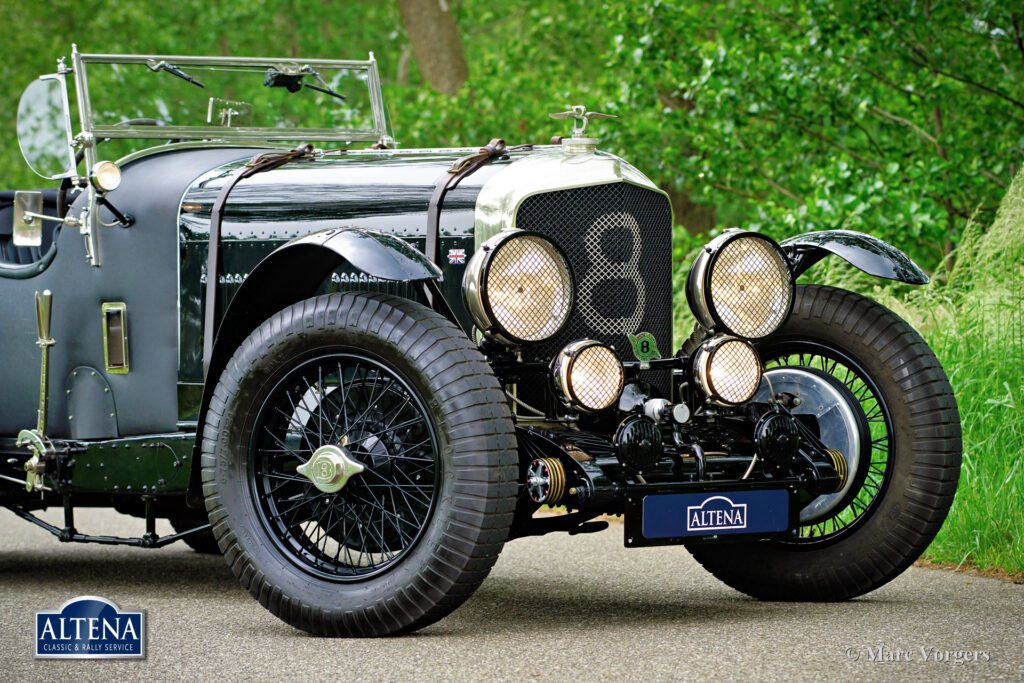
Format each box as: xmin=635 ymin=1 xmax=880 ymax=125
xmin=447 ymin=248 xmax=466 ymax=265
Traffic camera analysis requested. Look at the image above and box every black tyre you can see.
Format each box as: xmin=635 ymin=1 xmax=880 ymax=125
xmin=201 ymin=292 xmax=517 ymax=636
xmin=168 ymin=514 xmax=219 ymax=554
xmin=687 ymin=285 xmax=961 ymax=600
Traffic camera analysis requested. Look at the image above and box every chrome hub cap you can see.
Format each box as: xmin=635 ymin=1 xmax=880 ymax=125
xmin=297 ymin=444 xmax=364 ymax=493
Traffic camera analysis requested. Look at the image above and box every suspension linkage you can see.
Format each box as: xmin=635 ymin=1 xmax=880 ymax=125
xmin=4 ymin=504 xmax=211 ymax=549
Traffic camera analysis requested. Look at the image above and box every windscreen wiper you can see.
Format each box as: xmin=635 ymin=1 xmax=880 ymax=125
xmin=146 ymin=60 xmax=205 ymax=89
xmin=302 ymin=81 xmax=346 ymax=102
xmin=264 ymin=66 xmax=346 ymax=102
xmin=303 ymin=68 xmax=346 ymax=102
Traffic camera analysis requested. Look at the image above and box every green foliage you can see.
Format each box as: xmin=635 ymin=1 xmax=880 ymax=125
xmin=607 ymin=1 xmax=1024 ymax=270
xmin=6 ymin=2 xmax=1022 ymax=274
xmin=903 ymin=172 xmax=1023 ymax=574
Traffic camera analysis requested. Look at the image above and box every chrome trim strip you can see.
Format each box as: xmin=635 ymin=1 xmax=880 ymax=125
xmin=115 ymin=141 xmax=288 ymax=167
xmin=89 ymin=125 xmax=382 ymax=143
xmin=341 ymin=145 xmax=559 ymax=156
xmin=79 ymin=53 xmax=377 ymax=68
xmin=71 ymin=45 xmax=100 ymax=266
xmin=101 ymin=302 xmax=130 ymax=374
xmin=365 ymin=53 xmax=389 ymax=145
xmin=120 ymin=143 xmax=552 ymax=167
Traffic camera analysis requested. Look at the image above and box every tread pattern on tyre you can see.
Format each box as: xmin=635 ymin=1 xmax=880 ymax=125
xmin=200 ymin=292 xmax=517 ymax=635
xmin=688 ymin=285 xmax=962 ymax=601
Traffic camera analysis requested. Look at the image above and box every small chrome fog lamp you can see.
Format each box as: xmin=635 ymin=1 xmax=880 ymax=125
xmin=90 ymin=160 xmax=122 ymax=193
xmin=463 ymin=230 xmax=573 ymax=345
xmin=552 ymin=340 xmax=624 ymax=412
xmin=693 ymin=336 xmax=763 ymax=406
xmin=686 ymin=230 xmax=793 ymax=339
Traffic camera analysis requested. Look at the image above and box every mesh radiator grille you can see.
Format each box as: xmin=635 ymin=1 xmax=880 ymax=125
xmin=515 ymin=182 xmax=674 ymax=400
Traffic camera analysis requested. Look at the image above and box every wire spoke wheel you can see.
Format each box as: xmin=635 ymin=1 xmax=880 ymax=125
xmin=687 ymin=285 xmax=961 ymax=601
xmin=251 ymin=354 xmax=439 ymax=581
xmin=203 ymin=293 xmax=516 ymax=636
xmin=761 ymin=343 xmax=891 ymax=545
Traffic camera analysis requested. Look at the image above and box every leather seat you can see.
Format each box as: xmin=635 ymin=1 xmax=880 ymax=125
xmin=0 ymin=189 xmax=61 ymax=266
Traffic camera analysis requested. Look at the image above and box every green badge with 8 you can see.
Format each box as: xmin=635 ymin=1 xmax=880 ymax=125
xmin=627 ymin=332 xmax=661 ymax=369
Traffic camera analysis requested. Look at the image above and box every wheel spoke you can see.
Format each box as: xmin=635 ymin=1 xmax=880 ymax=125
xmin=355 ymin=482 xmax=411 ymax=550
xmin=264 ymin=472 xmax=309 ymax=483
xmin=250 ymin=352 xmax=440 ymax=580
xmin=262 ymin=427 xmax=307 ymax=463
xmin=362 ymin=466 xmax=434 ymax=508
xmin=273 ymin=403 xmax=317 ymax=454
xmin=765 ymin=344 xmax=893 ymax=544
xmin=316 ymin=367 xmax=326 ymax=443
xmin=350 ymin=486 xmax=424 ymax=532
xmin=339 ymin=379 xmax=402 ymax=443
xmin=333 ymin=361 xmax=350 ymax=440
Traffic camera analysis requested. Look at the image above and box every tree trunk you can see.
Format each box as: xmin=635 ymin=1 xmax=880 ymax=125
xmin=396 ymin=0 xmax=469 ymax=96
xmin=668 ymin=188 xmax=717 ymax=235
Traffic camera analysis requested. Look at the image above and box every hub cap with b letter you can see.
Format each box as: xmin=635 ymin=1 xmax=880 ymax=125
xmin=297 ymin=444 xmax=364 ymax=493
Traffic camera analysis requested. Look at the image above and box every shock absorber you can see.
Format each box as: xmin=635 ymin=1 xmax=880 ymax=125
xmin=825 ymin=448 xmax=849 ymax=492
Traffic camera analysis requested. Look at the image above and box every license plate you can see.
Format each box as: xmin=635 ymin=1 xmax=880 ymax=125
xmin=642 ymin=489 xmax=791 ymax=539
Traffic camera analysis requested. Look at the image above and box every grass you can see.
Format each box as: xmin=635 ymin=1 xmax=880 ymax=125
xmin=670 ymin=170 xmax=1024 ymax=575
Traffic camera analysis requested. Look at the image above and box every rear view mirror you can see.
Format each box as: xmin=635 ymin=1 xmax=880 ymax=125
xmin=17 ymin=74 xmax=77 ymax=180
xmin=12 ymin=191 xmax=43 ymax=247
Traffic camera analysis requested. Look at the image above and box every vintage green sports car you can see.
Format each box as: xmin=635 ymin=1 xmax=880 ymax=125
xmin=0 ymin=47 xmax=961 ymax=636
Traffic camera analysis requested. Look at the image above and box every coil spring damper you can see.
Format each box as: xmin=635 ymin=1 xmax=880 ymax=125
xmin=526 ymin=457 xmax=565 ymax=504
xmin=825 ymin=448 xmax=849 ymax=492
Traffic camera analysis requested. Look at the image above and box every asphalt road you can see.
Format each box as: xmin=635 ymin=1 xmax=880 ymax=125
xmin=1 ymin=507 xmax=1021 ymax=682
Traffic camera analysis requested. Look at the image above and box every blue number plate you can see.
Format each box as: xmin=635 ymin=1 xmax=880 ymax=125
xmin=642 ymin=489 xmax=791 ymax=539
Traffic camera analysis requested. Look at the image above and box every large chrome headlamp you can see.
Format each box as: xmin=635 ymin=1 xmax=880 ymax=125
xmin=686 ymin=230 xmax=793 ymax=339
xmin=693 ymin=336 xmax=763 ymax=406
xmin=463 ymin=231 xmax=574 ymax=345
xmin=551 ymin=340 xmax=624 ymax=412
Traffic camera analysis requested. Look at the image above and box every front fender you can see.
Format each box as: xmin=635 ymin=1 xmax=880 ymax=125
xmin=186 ymin=227 xmax=441 ymax=507
xmin=216 ymin=225 xmax=440 ymax=374
xmin=286 ymin=227 xmax=442 ymax=282
xmin=781 ymin=229 xmax=928 ymax=285
xmin=213 ymin=227 xmax=440 ymax=373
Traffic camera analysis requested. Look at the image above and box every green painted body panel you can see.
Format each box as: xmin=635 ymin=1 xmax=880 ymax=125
xmin=69 ymin=433 xmax=193 ymax=493
xmin=176 ymin=153 xmax=516 ymax=381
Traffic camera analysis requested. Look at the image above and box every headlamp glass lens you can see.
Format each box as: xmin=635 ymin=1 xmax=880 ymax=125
xmin=91 ymin=160 xmax=122 ymax=192
xmin=568 ymin=343 xmax=624 ymax=411
xmin=486 ymin=234 xmax=572 ymax=342
xmin=706 ymin=338 xmax=762 ymax=404
xmin=709 ymin=236 xmax=791 ymax=338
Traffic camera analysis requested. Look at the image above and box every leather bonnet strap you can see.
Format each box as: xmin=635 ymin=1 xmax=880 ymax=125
xmin=202 ymin=144 xmax=314 ymax=378
xmin=425 ymin=138 xmax=506 ymax=267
